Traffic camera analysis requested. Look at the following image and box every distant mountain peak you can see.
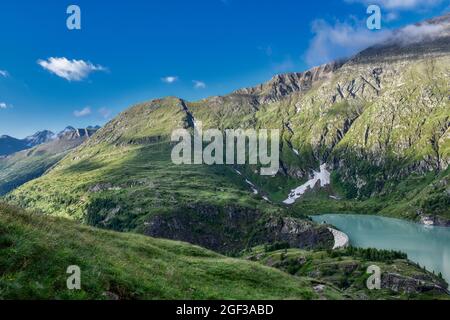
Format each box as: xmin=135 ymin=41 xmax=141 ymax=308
xmin=60 ymin=126 xmax=76 ymax=133
xmin=57 ymin=125 xmax=100 ymax=140
xmin=0 ymin=126 xmax=100 ymax=157
xmin=24 ymin=130 xmax=56 ymax=147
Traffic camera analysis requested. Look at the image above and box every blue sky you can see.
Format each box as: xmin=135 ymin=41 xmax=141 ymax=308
xmin=0 ymin=0 xmax=448 ymax=137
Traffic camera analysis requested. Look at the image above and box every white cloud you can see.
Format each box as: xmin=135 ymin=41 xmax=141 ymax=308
xmin=38 ymin=57 xmax=106 ymax=81
xmin=0 ymin=70 xmax=9 ymax=78
xmin=0 ymin=102 xmax=8 ymax=109
xmin=304 ymin=17 xmax=448 ymax=67
xmin=98 ymin=107 xmax=112 ymax=119
xmin=390 ymin=22 xmax=447 ymax=45
xmin=161 ymin=76 xmax=178 ymax=84
xmin=74 ymin=107 xmax=92 ymax=117
xmin=305 ymin=19 xmax=391 ymax=66
xmin=345 ymin=0 xmax=442 ymax=10
xmin=193 ymin=80 xmax=206 ymax=89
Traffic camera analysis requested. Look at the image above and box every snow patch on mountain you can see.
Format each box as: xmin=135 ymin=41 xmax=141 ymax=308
xmin=283 ymin=164 xmax=331 ymax=205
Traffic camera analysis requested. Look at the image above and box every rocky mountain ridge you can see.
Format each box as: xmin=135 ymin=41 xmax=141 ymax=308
xmin=234 ymin=61 xmax=345 ymax=104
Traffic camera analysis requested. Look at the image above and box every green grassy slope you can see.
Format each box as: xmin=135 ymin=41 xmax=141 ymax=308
xmin=1 ymin=203 xmax=447 ymax=300
xmin=0 ymin=203 xmax=342 ymax=300
xmin=5 ymin=98 xmax=334 ymax=253
xmin=6 ymin=98 xmax=264 ymax=220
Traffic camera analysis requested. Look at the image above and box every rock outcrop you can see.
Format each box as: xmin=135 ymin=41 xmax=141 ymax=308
xmin=382 ymin=272 xmax=449 ymax=295
xmin=144 ymin=205 xmax=333 ymax=253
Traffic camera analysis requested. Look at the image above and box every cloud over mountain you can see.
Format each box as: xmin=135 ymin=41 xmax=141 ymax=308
xmin=305 ymin=19 xmax=391 ymax=66
xmin=305 ymin=16 xmax=449 ymax=66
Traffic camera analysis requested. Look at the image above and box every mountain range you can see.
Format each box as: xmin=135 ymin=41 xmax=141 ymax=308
xmin=0 ymin=126 xmax=101 ymax=157
xmin=0 ymin=131 xmax=54 ymax=157
xmin=0 ymin=126 xmax=100 ymax=195
xmin=0 ymin=14 xmax=449 ymax=299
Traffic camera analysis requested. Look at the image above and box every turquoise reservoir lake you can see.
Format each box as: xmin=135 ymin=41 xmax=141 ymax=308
xmin=311 ymin=214 xmax=450 ymax=285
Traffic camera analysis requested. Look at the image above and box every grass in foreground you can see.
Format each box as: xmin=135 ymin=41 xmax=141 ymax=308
xmin=0 ymin=203 xmax=344 ymax=300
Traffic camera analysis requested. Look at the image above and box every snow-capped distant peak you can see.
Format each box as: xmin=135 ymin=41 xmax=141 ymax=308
xmin=24 ymin=130 xmax=56 ymax=147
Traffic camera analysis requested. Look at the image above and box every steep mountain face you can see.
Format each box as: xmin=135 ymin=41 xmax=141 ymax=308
xmin=0 ymin=126 xmax=99 ymax=195
xmin=5 ymin=14 xmax=450 ymax=253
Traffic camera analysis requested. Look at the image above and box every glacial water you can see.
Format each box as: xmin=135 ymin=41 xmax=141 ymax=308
xmin=311 ymin=214 xmax=450 ymax=285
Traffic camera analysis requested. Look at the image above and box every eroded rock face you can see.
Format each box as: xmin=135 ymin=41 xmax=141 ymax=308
xmin=144 ymin=204 xmax=333 ymax=253
xmin=381 ymin=273 xmax=449 ymax=295
xmin=144 ymin=204 xmax=261 ymax=253
xmin=258 ymin=216 xmax=334 ymax=250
